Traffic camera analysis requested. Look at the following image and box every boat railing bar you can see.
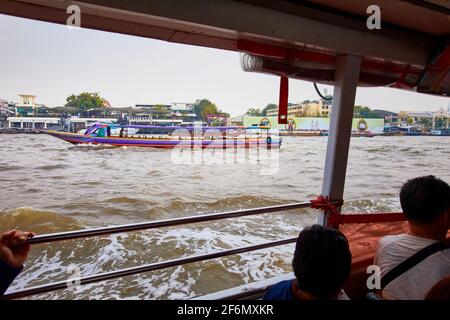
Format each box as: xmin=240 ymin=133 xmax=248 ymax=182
xmin=3 ymin=237 xmax=297 ymax=300
xmin=26 ymin=201 xmax=311 ymax=245
xmin=193 ymin=273 xmax=296 ymax=300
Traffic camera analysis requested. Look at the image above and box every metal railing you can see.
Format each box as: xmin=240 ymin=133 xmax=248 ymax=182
xmin=193 ymin=273 xmax=296 ymax=300
xmin=4 ymin=201 xmax=312 ymax=299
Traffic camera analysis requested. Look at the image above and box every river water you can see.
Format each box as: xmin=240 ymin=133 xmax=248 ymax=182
xmin=0 ymin=134 xmax=448 ymax=299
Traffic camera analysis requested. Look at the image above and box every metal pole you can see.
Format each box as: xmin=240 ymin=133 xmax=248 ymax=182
xmin=319 ymin=55 xmax=361 ymax=227
xmin=3 ymin=237 xmax=297 ymax=300
xmin=27 ymin=202 xmax=311 ymax=245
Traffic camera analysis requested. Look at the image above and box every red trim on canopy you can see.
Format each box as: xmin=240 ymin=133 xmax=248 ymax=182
xmin=278 ymin=76 xmax=288 ymax=124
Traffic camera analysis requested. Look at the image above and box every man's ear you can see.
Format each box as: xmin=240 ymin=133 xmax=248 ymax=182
xmin=291 ymin=280 xmax=302 ymax=297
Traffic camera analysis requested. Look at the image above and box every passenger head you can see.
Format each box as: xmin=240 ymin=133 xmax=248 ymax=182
xmin=292 ymin=224 xmax=352 ymax=299
xmin=400 ymin=176 xmax=450 ymax=226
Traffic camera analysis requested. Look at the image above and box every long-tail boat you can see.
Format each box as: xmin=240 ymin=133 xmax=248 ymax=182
xmin=44 ymin=123 xmax=282 ymax=149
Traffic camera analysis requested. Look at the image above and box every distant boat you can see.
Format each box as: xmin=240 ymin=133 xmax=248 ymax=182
xmin=320 ymin=130 xmax=376 ymax=137
xmin=351 ymin=131 xmax=376 ymax=137
xmin=430 ymin=129 xmax=450 ymax=136
xmin=44 ymin=123 xmax=282 ymax=149
xmin=279 ymin=130 xmax=323 ymax=137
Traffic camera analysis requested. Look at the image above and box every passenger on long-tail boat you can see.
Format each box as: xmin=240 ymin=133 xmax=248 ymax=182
xmin=426 ymin=275 xmax=450 ymax=300
xmin=0 ymin=229 xmax=35 ymax=296
xmin=374 ymin=175 xmax=450 ymax=300
xmin=263 ymin=225 xmax=351 ymax=300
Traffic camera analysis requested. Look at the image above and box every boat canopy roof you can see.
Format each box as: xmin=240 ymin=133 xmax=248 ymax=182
xmin=85 ymin=123 xmax=270 ymax=133
xmin=2 ymin=0 xmax=449 ymax=96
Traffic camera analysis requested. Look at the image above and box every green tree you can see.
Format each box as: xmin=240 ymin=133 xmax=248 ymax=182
xmin=65 ymin=92 xmax=107 ymax=112
xmin=417 ymin=118 xmax=432 ymax=129
xmin=193 ymin=99 xmax=219 ymax=121
xmin=353 ymin=105 xmax=381 ymax=118
xmin=435 ymin=118 xmax=446 ymax=129
xmin=152 ymin=104 xmax=171 ymax=119
xmin=246 ymin=108 xmax=262 ymax=116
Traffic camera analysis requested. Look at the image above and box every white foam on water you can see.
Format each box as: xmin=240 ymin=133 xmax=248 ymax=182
xmin=9 ymin=215 xmax=303 ymax=299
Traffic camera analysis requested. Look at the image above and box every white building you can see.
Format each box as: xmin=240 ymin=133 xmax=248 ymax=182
xmin=7 ymin=116 xmax=61 ymax=129
xmin=170 ymin=102 xmax=194 ymax=112
xmin=15 ymin=94 xmax=38 ymax=116
xmin=0 ymin=99 xmax=15 ymax=128
xmin=432 ymin=107 xmax=450 ymax=128
xmin=6 ymin=94 xmax=60 ymax=129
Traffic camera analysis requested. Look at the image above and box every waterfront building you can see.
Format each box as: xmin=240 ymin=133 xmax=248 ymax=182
xmin=266 ymin=99 xmax=332 ymax=117
xmin=0 ymin=99 xmax=15 ymax=128
xmin=128 ymin=116 xmax=183 ymax=126
xmin=229 ymin=115 xmax=244 ymax=126
xmin=170 ymin=102 xmax=197 ymax=121
xmin=135 ymin=102 xmax=197 ymax=122
xmin=432 ymin=107 xmax=450 ymax=129
xmin=7 ymin=116 xmax=62 ymax=129
xmin=170 ymin=102 xmax=194 ymax=112
xmin=15 ymin=94 xmax=38 ymax=116
xmin=135 ymin=104 xmax=171 ymax=112
xmin=243 ymin=115 xmax=385 ymax=133
xmin=386 ymin=108 xmax=449 ymax=130
xmin=6 ymin=94 xmax=61 ymax=129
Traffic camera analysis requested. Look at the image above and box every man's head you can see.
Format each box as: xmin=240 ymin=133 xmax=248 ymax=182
xmin=292 ymin=224 xmax=352 ymax=299
xmin=400 ymin=176 xmax=450 ymax=225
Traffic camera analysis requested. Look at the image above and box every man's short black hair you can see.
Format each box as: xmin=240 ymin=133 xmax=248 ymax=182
xmin=400 ymin=175 xmax=450 ymax=223
xmin=292 ymin=224 xmax=352 ymax=298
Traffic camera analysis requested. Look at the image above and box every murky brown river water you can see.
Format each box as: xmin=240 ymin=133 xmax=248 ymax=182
xmin=0 ymin=134 xmax=449 ymax=299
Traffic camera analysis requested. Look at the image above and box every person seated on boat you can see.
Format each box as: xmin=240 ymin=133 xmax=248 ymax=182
xmin=0 ymin=229 xmax=35 ymax=296
xmin=374 ymin=175 xmax=450 ymax=300
xmin=96 ymin=127 xmax=106 ymax=137
xmin=263 ymin=224 xmax=352 ymax=300
xmin=426 ymin=275 xmax=450 ymax=300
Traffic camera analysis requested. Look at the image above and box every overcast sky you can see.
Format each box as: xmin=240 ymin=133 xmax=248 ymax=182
xmin=0 ymin=14 xmax=448 ymax=116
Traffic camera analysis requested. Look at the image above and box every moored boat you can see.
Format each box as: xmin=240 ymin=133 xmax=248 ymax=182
xmin=430 ymin=129 xmax=450 ymax=136
xmin=351 ymin=130 xmax=376 ymax=137
xmin=279 ymin=130 xmax=323 ymax=137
